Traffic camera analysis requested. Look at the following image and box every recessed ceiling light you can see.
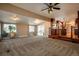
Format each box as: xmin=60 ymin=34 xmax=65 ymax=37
xmin=34 ymin=19 xmax=40 ymax=24
xmin=10 ymin=15 xmax=19 ymax=20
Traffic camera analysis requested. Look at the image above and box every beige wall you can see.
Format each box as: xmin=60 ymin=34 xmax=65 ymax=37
xmin=34 ymin=25 xmax=38 ymax=35
xmin=44 ymin=21 xmax=51 ymax=37
xmin=0 ymin=23 xmax=1 ymax=38
xmin=16 ymin=23 xmax=29 ymax=37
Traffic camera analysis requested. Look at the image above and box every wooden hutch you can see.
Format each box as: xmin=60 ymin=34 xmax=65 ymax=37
xmin=49 ymin=11 xmax=79 ymax=43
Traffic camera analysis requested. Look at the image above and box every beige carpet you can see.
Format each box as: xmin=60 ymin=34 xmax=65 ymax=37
xmin=0 ymin=36 xmax=79 ymax=56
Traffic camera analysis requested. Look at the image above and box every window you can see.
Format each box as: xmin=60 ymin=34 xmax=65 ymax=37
xmin=29 ymin=25 xmax=35 ymax=32
xmin=37 ymin=24 xmax=44 ymax=36
xmin=3 ymin=24 xmax=16 ymax=33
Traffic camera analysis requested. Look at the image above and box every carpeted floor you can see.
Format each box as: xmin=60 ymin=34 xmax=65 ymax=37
xmin=0 ymin=36 xmax=79 ymax=56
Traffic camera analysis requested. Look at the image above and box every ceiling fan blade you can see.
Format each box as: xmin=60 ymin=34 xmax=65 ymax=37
xmin=41 ymin=8 xmax=49 ymax=11
xmin=54 ymin=3 xmax=60 ymax=6
xmin=44 ymin=3 xmax=49 ymax=7
xmin=53 ymin=7 xmax=60 ymax=10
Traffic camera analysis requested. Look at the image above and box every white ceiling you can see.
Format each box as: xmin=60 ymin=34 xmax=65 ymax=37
xmin=0 ymin=10 xmax=45 ymax=25
xmin=0 ymin=3 xmax=79 ymax=25
xmin=12 ymin=3 xmax=79 ymax=20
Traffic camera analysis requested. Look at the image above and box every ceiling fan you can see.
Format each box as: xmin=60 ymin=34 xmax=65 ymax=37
xmin=41 ymin=3 xmax=60 ymax=14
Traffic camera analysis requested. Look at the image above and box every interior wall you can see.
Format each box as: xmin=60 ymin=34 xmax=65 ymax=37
xmin=34 ymin=25 xmax=37 ymax=36
xmin=16 ymin=23 xmax=29 ymax=37
xmin=0 ymin=23 xmax=1 ymax=38
xmin=44 ymin=21 xmax=51 ymax=37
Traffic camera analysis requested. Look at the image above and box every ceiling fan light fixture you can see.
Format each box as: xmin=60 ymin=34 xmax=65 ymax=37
xmin=48 ymin=10 xmax=53 ymax=14
xmin=34 ymin=19 xmax=40 ymax=24
xmin=41 ymin=3 xmax=60 ymax=14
